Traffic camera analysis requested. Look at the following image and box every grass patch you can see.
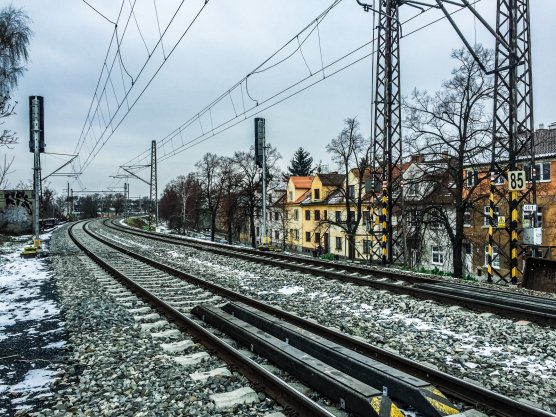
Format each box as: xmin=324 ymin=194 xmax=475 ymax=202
xmin=126 ymin=217 xmax=149 ymax=229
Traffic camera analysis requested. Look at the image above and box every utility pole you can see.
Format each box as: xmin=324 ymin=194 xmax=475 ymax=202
xmin=124 ymin=182 xmax=129 ymax=221
xmin=149 ymin=140 xmax=158 ymax=230
xmin=67 ymin=182 xmax=70 ymax=221
xmin=255 ymin=118 xmax=267 ymax=246
xmin=357 ymin=0 xmax=403 ymax=265
xmin=355 ymin=0 xmax=535 ymax=280
xmin=488 ymin=0 xmax=535 ymax=284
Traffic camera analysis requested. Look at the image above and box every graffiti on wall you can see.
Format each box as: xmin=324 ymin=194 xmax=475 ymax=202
xmin=4 ymin=190 xmax=33 ymax=215
xmin=0 ymin=190 xmax=34 ymax=234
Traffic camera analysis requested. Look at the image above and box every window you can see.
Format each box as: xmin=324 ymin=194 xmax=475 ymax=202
xmin=483 ymin=206 xmax=499 ymax=226
xmin=526 ymin=162 xmax=551 ymax=182
xmin=274 ymin=212 xmax=279 ymax=221
xmin=305 ymin=210 xmax=310 ymax=220
xmin=314 ymin=189 xmax=320 ymax=200
xmin=348 ymin=211 xmax=355 ymax=224
xmin=324 ymin=210 xmax=328 ymax=220
xmin=315 ymin=232 xmax=321 ymax=243
xmin=305 ymin=232 xmax=311 ymax=242
xmin=314 ymin=210 xmax=321 ymax=221
xmin=275 ymin=230 xmax=280 ymax=240
xmin=335 ymin=236 xmax=342 ymax=250
xmin=348 ymin=185 xmax=355 ymax=199
xmin=363 ymin=210 xmax=370 ymax=226
xmin=464 ymin=208 xmax=472 ymax=227
xmin=288 ymin=191 xmax=293 ymax=201
xmin=408 ymin=209 xmax=420 ymax=227
xmin=294 ymin=209 xmax=299 ymax=220
xmin=294 ymin=229 xmax=299 ymax=240
xmin=466 ymin=169 xmax=478 ymax=187
xmin=431 ymin=245 xmax=444 ymax=265
xmin=335 ymin=211 xmax=341 ymax=222
xmin=363 ymin=239 xmax=371 ymax=254
xmin=484 ymin=244 xmax=500 ymax=269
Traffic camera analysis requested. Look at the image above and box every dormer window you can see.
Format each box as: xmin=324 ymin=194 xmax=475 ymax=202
xmin=314 ymin=189 xmax=320 ymax=200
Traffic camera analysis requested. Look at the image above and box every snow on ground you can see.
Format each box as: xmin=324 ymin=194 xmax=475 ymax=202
xmin=0 ymin=230 xmax=65 ymax=415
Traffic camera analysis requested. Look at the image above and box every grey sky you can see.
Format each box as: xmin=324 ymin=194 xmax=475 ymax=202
xmin=6 ymin=0 xmax=556 ymax=198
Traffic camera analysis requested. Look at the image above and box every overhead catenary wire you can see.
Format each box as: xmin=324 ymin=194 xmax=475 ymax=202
xmin=73 ymin=0 xmax=210 ymax=181
xmin=80 ymin=0 xmax=210 ymax=174
xmin=81 ymin=0 xmax=117 ymax=25
xmin=116 ymin=0 xmax=479 ymax=179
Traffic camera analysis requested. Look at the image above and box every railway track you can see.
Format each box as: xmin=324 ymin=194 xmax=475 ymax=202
xmin=66 ymin=219 xmax=554 ymax=417
xmin=105 ymin=219 xmax=556 ymax=327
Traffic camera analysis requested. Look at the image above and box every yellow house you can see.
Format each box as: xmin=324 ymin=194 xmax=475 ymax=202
xmin=285 ymin=176 xmax=313 ymax=251
xmin=299 ymin=173 xmax=346 ymax=255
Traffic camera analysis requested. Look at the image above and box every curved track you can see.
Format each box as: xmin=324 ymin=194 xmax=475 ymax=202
xmin=66 ymin=219 xmax=555 ymax=417
xmin=105 ymin=219 xmax=556 ymax=327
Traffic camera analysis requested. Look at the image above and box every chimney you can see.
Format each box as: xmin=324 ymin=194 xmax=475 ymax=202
xmin=549 ymin=122 xmax=556 ymax=130
xmin=539 ymin=123 xmax=545 ymax=129
xmin=410 ymin=154 xmax=425 ymax=163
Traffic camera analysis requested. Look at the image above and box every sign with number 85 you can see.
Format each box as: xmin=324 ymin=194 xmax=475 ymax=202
xmin=508 ymin=170 xmax=526 ymax=191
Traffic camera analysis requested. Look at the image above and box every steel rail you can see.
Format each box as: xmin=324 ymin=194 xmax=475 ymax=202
xmin=104 ymin=220 xmax=556 ymax=327
xmin=83 ymin=220 xmax=553 ymax=417
xmin=68 ymin=221 xmax=337 ymax=417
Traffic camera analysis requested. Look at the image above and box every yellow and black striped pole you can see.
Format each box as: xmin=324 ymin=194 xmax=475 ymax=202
xmin=510 ymin=190 xmax=519 ymax=284
xmin=381 ymin=183 xmax=388 ymax=264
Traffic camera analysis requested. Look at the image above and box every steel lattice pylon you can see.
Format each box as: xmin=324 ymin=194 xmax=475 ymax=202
xmin=488 ymin=0 xmax=535 ymax=284
xmin=369 ymin=0 xmax=404 ymax=265
xmin=149 ymin=140 xmax=158 ymax=229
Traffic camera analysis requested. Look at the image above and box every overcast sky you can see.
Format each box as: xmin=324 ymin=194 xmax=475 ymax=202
xmin=5 ymin=0 xmax=556 ymax=198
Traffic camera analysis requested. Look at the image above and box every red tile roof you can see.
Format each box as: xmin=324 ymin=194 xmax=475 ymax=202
xmin=290 ymin=176 xmax=314 ymax=189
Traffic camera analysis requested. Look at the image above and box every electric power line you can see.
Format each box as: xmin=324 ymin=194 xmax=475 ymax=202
xmin=116 ymin=0 xmax=478 ymax=179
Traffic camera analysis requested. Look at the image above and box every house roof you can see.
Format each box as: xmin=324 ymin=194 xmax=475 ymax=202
xmin=532 ymin=126 xmax=556 ymax=159
xmin=317 ymin=172 xmax=345 ymax=187
xmin=290 ymin=176 xmax=314 ymax=189
xmin=292 ymin=189 xmax=311 ymax=204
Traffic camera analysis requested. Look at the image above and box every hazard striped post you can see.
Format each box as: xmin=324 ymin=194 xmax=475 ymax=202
xmin=510 ymin=190 xmax=519 ymax=284
xmin=381 ymin=183 xmax=388 ymax=264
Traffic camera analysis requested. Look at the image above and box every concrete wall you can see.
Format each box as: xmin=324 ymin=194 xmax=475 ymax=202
xmin=0 ymin=190 xmax=34 ymax=234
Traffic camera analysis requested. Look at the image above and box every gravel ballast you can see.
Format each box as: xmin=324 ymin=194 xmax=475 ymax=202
xmin=95 ymin=222 xmax=556 ymax=413
xmin=30 ymin=225 xmax=284 ymax=417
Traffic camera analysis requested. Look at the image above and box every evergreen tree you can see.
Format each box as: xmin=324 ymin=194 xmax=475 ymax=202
xmin=287 ymin=147 xmax=313 ymax=176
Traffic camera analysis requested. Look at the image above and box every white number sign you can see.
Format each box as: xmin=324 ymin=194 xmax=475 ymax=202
xmin=508 ymin=170 xmax=526 ymax=191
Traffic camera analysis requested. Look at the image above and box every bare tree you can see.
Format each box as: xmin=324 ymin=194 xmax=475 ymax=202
xmin=196 ymin=153 xmax=225 ymax=241
xmin=233 ymin=146 xmax=281 ymax=248
xmin=219 ymin=157 xmax=243 ymax=244
xmin=325 ymin=117 xmax=370 ymax=260
xmin=158 ymin=174 xmax=202 ymax=233
xmin=403 ymin=45 xmax=494 ymax=278
xmin=0 ymin=153 xmax=13 ymax=187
